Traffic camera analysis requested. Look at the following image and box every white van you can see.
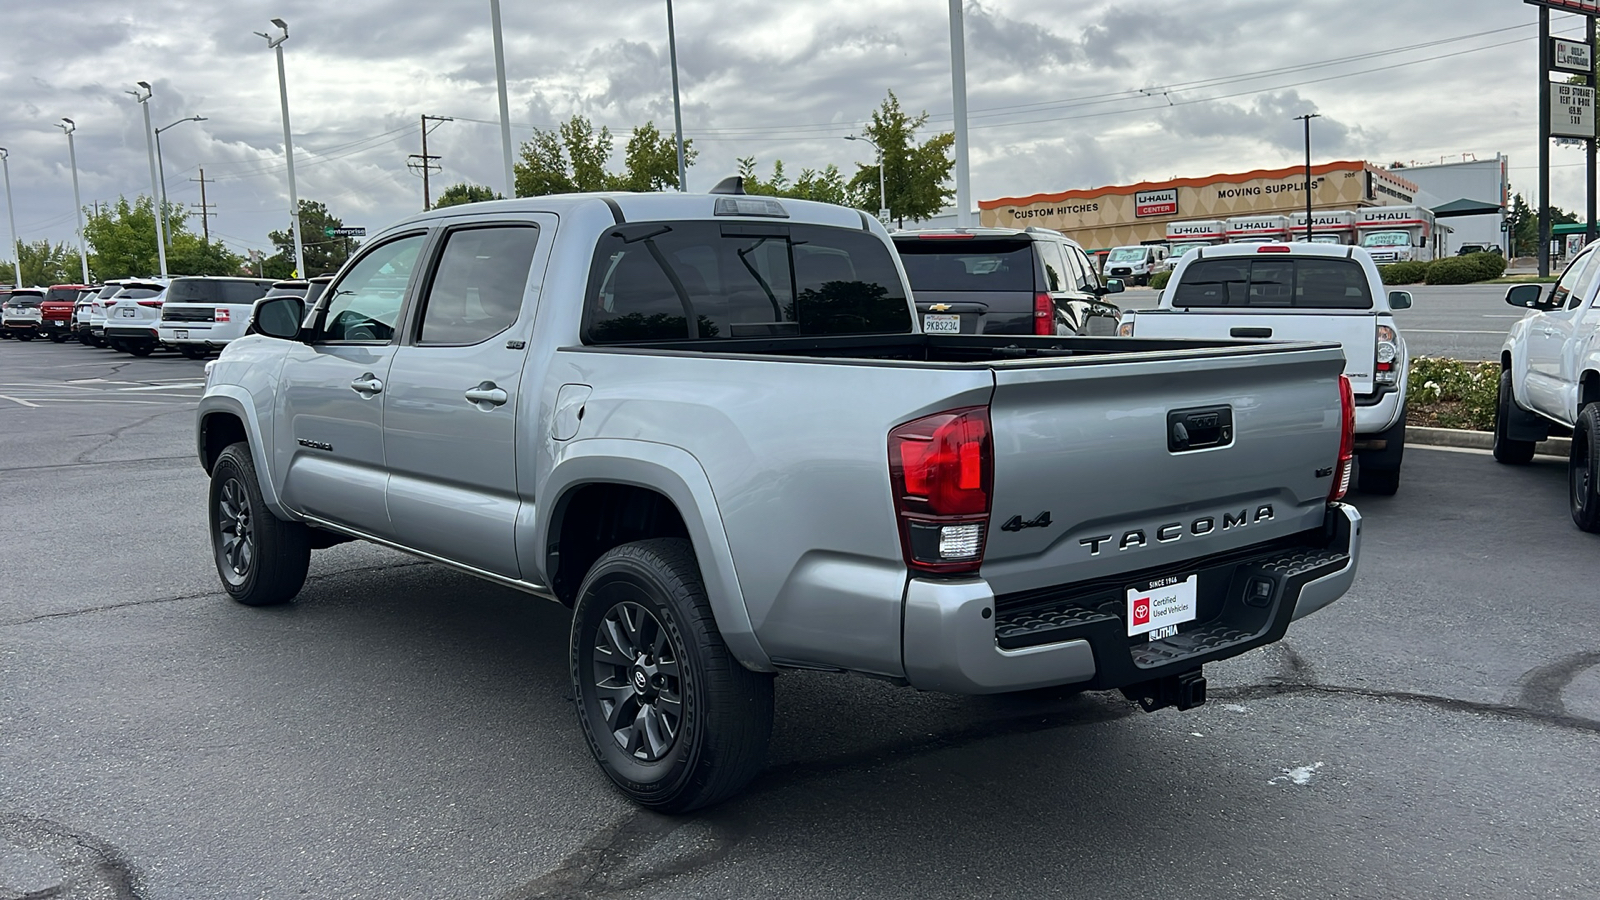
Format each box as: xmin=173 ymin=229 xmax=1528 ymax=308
xmin=1102 ymin=244 xmax=1168 ymax=285
xmin=156 ymin=276 xmax=279 ymax=359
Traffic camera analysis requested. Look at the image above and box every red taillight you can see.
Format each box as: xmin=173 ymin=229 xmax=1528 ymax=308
xmin=1330 ymin=374 xmax=1355 ymax=502
xmin=137 ymin=300 xmax=163 ymax=308
xmin=889 ymin=407 xmax=993 ymax=575
xmin=1033 ymin=292 xmax=1054 ymax=336
xmin=1257 ymin=244 xmax=1292 ymax=253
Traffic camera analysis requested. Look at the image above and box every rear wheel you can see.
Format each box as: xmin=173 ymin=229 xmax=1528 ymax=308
xmin=49 ymin=332 xmax=68 ymax=343
xmin=571 ymin=538 xmax=773 ymax=812
xmin=16 ymin=332 xmax=33 ymax=342
xmin=1493 ymin=369 xmax=1538 ymax=465
xmin=179 ymin=346 xmax=209 ymax=360
xmin=127 ymin=342 xmax=153 ymax=357
xmin=1571 ymin=405 xmax=1600 ymax=533
xmin=209 ymin=443 xmax=311 ymax=605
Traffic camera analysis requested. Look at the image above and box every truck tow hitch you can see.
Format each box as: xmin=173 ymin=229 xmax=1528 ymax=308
xmin=1121 ymin=668 xmax=1207 ymax=712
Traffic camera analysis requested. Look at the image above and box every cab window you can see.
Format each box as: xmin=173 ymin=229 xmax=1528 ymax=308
xmin=319 ymin=234 xmax=425 ymax=342
xmin=416 ymin=226 xmax=538 ymax=345
xmin=1556 ymin=248 xmax=1600 ymax=310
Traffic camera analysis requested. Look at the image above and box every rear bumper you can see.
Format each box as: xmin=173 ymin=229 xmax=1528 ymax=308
xmin=1354 ymin=384 xmax=1404 ymax=434
xmin=105 ymin=325 xmax=159 ymax=341
xmin=902 ymin=504 xmax=1361 ymax=694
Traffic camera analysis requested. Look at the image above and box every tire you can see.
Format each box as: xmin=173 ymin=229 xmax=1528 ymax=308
xmin=208 ymin=442 xmax=311 ymax=606
xmin=179 ymin=346 xmax=209 ymax=360
xmin=1493 ymin=369 xmax=1537 ymax=465
xmin=127 ymin=343 xmax=153 ymax=357
xmin=1356 ymin=464 xmax=1401 ymax=496
xmin=571 ymin=538 xmax=773 ymax=813
xmin=1571 ymin=405 xmax=1600 ymax=533
xmin=16 ymin=332 xmax=33 ymax=342
xmin=49 ymin=332 xmax=68 ymax=343
xmin=108 ymin=340 xmax=126 ymax=352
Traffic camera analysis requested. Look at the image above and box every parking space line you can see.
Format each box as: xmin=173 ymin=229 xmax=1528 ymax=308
xmin=119 ymin=383 xmax=204 ymax=391
xmin=1402 ymin=329 xmax=1506 ymax=335
xmin=0 ymin=394 xmax=42 ymax=408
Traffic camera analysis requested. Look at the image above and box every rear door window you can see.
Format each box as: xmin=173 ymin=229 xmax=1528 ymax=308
xmin=1173 ymin=257 xmax=1374 ymax=309
xmin=416 ymin=226 xmax=537 ymax=345
xmin=894 ymin=239 xmax=1036 ymax=293
xmin=587 ymin=222 xmax=911 ymax=342
xmin=1035 ymin=241 xmax=1069 ymax=293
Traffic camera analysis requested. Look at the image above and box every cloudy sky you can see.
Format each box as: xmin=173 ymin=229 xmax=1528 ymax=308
xmin=0 ymin=0 xmax=1590 ymax=260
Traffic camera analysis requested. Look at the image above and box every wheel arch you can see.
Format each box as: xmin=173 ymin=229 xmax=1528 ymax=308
xmin=535 ymin=439 xmax=772 ymax=672
xmin=196 ymin=389 xmax=289 ymax=519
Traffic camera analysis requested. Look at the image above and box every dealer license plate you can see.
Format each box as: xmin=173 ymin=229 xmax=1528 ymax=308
xmin=922 ymin=313 xmax=960 ymax=334
xmin=1126 ymin=574 xmax=1198 ymax=638
xmin=119 ymin=307 xmax=135 ymax=317
xmin=175 ymin=329 xmax=189 ymax=340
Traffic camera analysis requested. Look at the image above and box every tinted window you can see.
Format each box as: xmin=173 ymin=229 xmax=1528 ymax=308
xmin=9 ymin=296 xmax=41 ymax=308
xmin=1173 ymin=258 xmax=1374 ymax=309
xmin=96 ymin=285 xmax=123 ymax=299
xmin=320 ymin=234 xmax=424 ymax=342
xmin=1553 ymin=249 xmax=1599 ymax=310
xmin=1071 ymin=247 xmax=1100 ymax=292
xmin=587 ymin=222 xmax=911 ymax=343
xmin=418 ymin=226 xmax=537 ymax=345
xmin=1035 ymin=241 xmax=1069 ymax=293
xmin=44 ymin=288 xmax=83 ymax=303
xmin=265 ymin=283 xmax=310 ymax=299
xmin=895 ymin=239 xmax=1035 ymax=292
xmin=167 ymin=279 xmax=275 ymax=304
xmin=115 ymin=288 xmax=162 ymax=301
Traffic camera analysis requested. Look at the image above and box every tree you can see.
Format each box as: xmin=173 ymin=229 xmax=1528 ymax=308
xmin=168 ymin=233 xmax=245 ymax=277
xmin=846 ymin=91 xmax=956 ymax=227
xmin=267 ymin=199 xmax=360 ymax=277
xmin=434 ymin=183 xmax=502 ymax=208
xmin=0 ymin=240 xmax=84 ymax=286
xmin=736 ymin=157 xmax=848 ymax=205
xmin=1507 ymin=192 xmax=1580 ymax=258
xmin=514 ymin=115 xmax=695 ymax=197
xmin=82 ymin=195 xmax=190 ymax=279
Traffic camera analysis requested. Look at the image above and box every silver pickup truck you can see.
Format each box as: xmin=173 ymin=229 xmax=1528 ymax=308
xmin=196 ymin=185 xmax=1362 ymax=811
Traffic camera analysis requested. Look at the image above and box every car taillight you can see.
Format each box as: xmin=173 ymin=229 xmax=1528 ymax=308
xmin=1257 ymin=244 xmax=1291 ymax=253
xmin=1033 ymin=292 xmax=1053 ymax=336
xmin=138 ymin=300 xmax=163 ymax=308
xmin=1375 ymin=324 xmax=1398 ymax=383
xmin=1330 ymin=374 xmax=1355 ymax=502
xmin=889 ymin=407 xmax=993 ymax=575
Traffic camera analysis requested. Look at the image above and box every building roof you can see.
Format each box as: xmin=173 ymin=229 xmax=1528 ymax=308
xmin=1431 ymin=198 xmax=1502 ymax=217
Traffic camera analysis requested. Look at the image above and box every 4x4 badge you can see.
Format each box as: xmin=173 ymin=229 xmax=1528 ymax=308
xmin=1001 ymin=511 xmax=1052 ymax=532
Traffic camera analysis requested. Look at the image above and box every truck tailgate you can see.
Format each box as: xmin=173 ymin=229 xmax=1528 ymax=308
xmin=1131 ymin=310 xmax=1376 ymax=394
xmin=981 ymin=343 xmax=1347 ymax=597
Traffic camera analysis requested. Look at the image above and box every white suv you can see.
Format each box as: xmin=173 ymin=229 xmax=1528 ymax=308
xmin=103 ymin=280 xmax=171 ymax=356
xmin=157 ymin=276 xmax=279 ymax=359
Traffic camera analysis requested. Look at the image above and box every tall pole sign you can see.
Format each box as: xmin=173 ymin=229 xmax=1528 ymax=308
xmin=1528 ymin=0 xmax=1600 ymax=275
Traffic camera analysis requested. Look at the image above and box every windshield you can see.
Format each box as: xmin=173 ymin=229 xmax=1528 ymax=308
xmin=1106 ymin=248 xmax=1147 ymax=263
xmin=895 ymin=239 xmax=1036 ymax=292
xmin=167 ymin=279 xmax=275 ymax=304
xmin=587 ymin=221 xmax=912 ymax=343
xmin=1173 ymin=257 xmax=1374 ymax=309
xmin=1310 ymin=236 xmax=1343 ymax=244
xmin=1362 ymin=231 xmax=1411 ymax=248
xmin=1169 ymin=242 xmax=1208 ymax=258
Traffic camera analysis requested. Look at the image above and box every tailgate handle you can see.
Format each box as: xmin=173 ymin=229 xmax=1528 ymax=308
xmin=1230 ymin=326 xmax=1272 ymax=338
xmin=1168 ymin=406 xmax=1234 ymax=453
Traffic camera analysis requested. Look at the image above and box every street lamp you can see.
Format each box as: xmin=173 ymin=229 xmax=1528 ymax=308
xmin=56 ymin=120 xmax=91 ymax=284
xmin=0 ymin=148 xmax=19 ymax=286
xmin=127 ymin=81 xmax=169 ymax=278
xmin=488 ymin=0 xmax=515 ymax=197
xmin=844 ymin=135 xmax=887 ymax=223
xmin=154 ymin=115 xmax=207 ymax=250
xmin=256 ymin=18 xmax=305 ymax=278
xmin=666 ymin=0 xmax=687 ymax=191
xmin=1294 ymin=112 xmax=1321 ymax=242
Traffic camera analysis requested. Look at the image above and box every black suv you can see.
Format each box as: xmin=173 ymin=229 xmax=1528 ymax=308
xmin=892 ymin=227 xmax=1123 ymax=336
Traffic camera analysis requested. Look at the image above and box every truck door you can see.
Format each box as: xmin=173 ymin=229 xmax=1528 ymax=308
xmin=380 ymin=218 xmax=551 ymax=578
xmin=1528 ymin=247 xmax=1600 ymax=422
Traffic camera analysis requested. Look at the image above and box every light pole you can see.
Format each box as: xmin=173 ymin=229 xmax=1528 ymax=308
xmin=844 ymin=135 xmax=887 ymax=222
xmin=666 ymin=0 xmax=687 ymax=191
xmin=1294 ymin=113 xmax=1320 ymax=242
xmin=256 ymin=18 xmax=305 ymax=278
xmin=489 ymin=0 xmax=516 ymax=197
xmin=0 ymin=148 xmax=19 ymax=286
xmin=128 ymin=82 xmax=169 ymax=278
xmin=948 ymin=0 xmax=972 ymax=227
xmin=56 ymin=120 xmax=91 ymax=284
xmin=154 ymin=115 xmax=206 ymax=251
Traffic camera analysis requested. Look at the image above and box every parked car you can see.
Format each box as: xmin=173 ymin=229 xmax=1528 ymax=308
xmin=0 ymin=289 xmax=13 ymax=338
xmin=40 ymin=283 xmax=93 ymax=342
xmin=892 ymin=226 xmax=1123 ymax=336
xmin=72 ymin=288 xmax=100 ymax=343
xmin=1 ymin=288 xmax=47 ymax=340
xmin=1496 ymin=243 xmax=1600 ymax=530
xmin=1116 ymin=243 xmax=1410 ymax=494
xmin=103 ymin=279 xmax=171 ymax=356
xmin=157 ymin=276 xmax=279 ymax=359
xmin=85 ymin=281 xmax=144 ymax=346
xmin=197 ymin=185 xmax=1361 ymax=811
xmin=1457 ymin=243 xmax=1502 ymax=256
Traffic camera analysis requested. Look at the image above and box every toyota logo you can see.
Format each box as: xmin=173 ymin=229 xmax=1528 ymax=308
xmin=1134 ymin=602 xmax=1149 ymax=618
xmin=634 ymin=671 xmax=649 ymax=690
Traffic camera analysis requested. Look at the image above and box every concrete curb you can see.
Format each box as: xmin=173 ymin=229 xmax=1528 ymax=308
xmin=1406 ymin=425 xmax=1570 ymax=457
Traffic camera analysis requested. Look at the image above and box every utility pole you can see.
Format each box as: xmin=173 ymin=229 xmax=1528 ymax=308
xmin=1589 ymin=15 xmax=1597 ymax=248
xmin=191 ymin=168 xmax=216 ymax=243
xmin=408 ymin=114 xmax=450 ymax=210
xmin=1539 ymin=4 xmax=1551 ymax=277
xmin=1294 ymin=113 xmax=1320 ymax=242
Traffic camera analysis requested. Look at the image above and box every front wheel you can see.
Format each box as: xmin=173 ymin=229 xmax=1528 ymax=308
xmin=1494 ymin=369 xmax=1537 ymax=465
xmin=209 ymin=443 xmax=311 ymax=605
xmin=571 ymin=538 xmax=773 ymax=813
xmin=1571 ymin=405 xmax=1600 ymax=533
xmin=15 ymin=332 xmax=33 ymax=342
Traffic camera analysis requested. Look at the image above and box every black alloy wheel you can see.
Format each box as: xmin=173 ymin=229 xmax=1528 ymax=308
xmin=592 ymin=599 xmax=685 ymax=762
xmin=215 ymin=477 xmax=255 ymax=588
xmin=1572 ymin=405 xmax=1600 ymax=533
xmin=208 ymin=442 xmax=311 ymax=606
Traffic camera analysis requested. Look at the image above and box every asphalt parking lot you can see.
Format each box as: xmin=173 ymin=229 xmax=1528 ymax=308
xmin=3 ymin=337 xmax=1598 ymax=900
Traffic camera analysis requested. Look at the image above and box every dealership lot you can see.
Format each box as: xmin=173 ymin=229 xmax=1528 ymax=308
xmin=3 ymin=338 xmax=1598 ymax=899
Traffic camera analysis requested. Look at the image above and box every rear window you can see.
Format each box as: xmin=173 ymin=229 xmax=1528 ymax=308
xmin=1172 ymin=257 xmax=1374 ymax=309
xmin=894 ymin=239 xmax=1036 ymax=292
xmin=264 ymin=284 xmax=310 ymax=298
xmin=9 ymin=295 xmax=42 ymax=308
xmin=96 ymin=285 xmax=124 ymax=299
xmin=585 ymin=221 xmax=912 ymax=343
xmin=167 ymin=279 xmax=275 ymax=304
xmin=44 ymin=288 xmax=83 ymax=303
xmin=114 ymin=287 xmax=162 ymax=301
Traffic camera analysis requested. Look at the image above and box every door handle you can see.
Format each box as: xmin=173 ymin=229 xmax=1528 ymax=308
xmin=465 ymin=383 xmax=508 ymax=407
xmin=349 ymin=375 xmax=383 ymax=396
xmin=1542 ymin=327 xmax=1558 ymax=337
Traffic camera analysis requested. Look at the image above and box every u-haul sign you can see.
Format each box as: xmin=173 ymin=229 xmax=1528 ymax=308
xmin=1134 ymin=188 xmax=1178 ymax=218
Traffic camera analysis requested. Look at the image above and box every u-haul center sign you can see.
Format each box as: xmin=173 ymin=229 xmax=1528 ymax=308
xmin=1134 ymin=188 xmax=1178 ymax=218
xmin=1550 ymin=83 xmax=1595 ymax=138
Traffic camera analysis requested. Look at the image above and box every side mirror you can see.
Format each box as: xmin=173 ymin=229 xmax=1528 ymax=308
xmin=1504 ymin=284 xmax=1546 ymax=310
xmin=252 ymin=295 xmax=305 ymax=339
xmin=1100 ymin=278 xmax=1125 ymax=295
xmin=1387 ymin=290 xmax=1412 ymax=310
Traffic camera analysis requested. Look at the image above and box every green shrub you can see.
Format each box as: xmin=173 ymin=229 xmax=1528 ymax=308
xmin=1406 ymin=356 xmax=1499 ymax=430
xmin=1148 ymin=270 xmax=1171 ymax=290
xmin=1463 ymin=251 xmax=1506 ymax=280
xmin=1422 ymin=257 xmax=1483 ymax=285
xmin=1380 ymin=261 xmax=1428 ymax=285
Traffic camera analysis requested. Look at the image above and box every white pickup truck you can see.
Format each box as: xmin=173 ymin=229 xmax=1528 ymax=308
xmin=1495 ymin=243 xmax=1600 ymax=531
xmin=1117 ymin=243 xmax=1410 ymax=494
